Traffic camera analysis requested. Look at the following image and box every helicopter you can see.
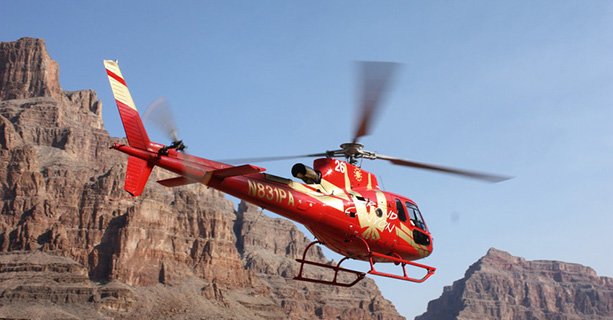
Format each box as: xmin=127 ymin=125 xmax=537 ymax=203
xmin=103 ymin=60 xmax=510 ymax=287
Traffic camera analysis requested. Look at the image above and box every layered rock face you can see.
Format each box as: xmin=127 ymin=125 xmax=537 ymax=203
xmin=416 ymin=248 xmax=613 ymax=320
xmin=0 ymin=251 xmax=134 ymax=319
xmin=0 ymin=37 xmax=402 ymax=319
xmin=0 ymin=38 xmax=61 ymax=100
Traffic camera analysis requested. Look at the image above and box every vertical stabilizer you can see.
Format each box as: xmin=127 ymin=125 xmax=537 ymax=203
xmin=103 ymin=60 xmax=150 ymax=150
xmin=125 ymin=156 xmax=153 ymax=196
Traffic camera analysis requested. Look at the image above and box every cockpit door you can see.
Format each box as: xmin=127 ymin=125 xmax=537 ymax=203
xmin=405 ymin=202 xmax=430 ymax=246
xmin=405 ymin=202 xmax=427 ymax=231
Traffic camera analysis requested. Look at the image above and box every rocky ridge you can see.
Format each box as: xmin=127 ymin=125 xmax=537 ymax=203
xmin=416 ymin=248 xmax=613 ymax=320
xmin=0 ymin=37 xmax=402 ymax=319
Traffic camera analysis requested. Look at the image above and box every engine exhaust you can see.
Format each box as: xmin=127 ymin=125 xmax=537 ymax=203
xmin=292 ymin=163 xmax=321 ymax=184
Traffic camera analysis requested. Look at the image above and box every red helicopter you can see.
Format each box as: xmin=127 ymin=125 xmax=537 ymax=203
xmin=103 ymin=60 xmax=509 ymax=287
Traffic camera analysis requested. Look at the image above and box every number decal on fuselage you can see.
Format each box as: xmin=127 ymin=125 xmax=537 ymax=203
xmin=247 ymin=180 xmax=295 ymax=207
xmin=334 ymin=160 xmax=346 ymax=173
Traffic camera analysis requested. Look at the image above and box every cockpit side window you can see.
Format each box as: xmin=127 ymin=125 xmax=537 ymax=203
xmin=395 ymin=199 xmax=407 ymax=222
xmin=405 ymin=202 xmax=427 ymax=231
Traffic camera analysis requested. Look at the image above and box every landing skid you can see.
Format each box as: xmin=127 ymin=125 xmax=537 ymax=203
xmin=294 ymin=238 xmax=436 ymax=287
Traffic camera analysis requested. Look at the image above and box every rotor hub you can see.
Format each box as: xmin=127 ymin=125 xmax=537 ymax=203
xmin=334 ymin=143 xmax=378 ymax=164
xmin=340 ymin=143 xmax=365 ymax=156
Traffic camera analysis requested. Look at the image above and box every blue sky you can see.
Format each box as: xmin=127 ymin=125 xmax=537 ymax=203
xmin=3 ymin=2 xmax=613 ymax=318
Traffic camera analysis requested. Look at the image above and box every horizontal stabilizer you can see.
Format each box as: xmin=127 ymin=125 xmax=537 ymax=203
xmin=157 ymin=165 xmax=264 ymax=188
xmin=157 ymin=176 xmax=198 ymax=187
xmin=209 ymin=164 xmax=265 ymax=179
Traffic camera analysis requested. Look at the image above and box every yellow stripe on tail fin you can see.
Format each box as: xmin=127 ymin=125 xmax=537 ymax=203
xmin=103 ymin=60 xmax=150 ymax=150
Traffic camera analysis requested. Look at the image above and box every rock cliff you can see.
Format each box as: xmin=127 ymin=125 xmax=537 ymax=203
xmin=0 ymin=37 xmax=402 ymax=319
xmin=0 ymin=38 xmax=61 ymax=100
xmin=416 ymin=248 xmax=613 ymax=320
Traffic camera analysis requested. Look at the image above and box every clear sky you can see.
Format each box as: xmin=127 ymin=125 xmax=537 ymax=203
xmin=3 ymin=2 xmax=613 ymax=318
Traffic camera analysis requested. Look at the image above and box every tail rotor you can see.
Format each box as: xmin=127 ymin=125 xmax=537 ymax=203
xmin=143 ymin=97 xmax=187 ymax=153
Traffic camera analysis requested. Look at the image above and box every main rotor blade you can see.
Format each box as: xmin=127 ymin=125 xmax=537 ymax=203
xmin=143 ymin=97 xmax=180 ymax=142
xmin=353 ymin=61 xmax=400 ymax=143
xmin=376 ymin=154 xmax=512 ymax=183
xmin=217 ymin=152 xmax=329 ymax=164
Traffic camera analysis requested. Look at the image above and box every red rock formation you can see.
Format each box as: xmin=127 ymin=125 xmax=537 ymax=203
xmin=0 ymin=38 xmax=61 ymax=100
xmin=0 ymin=251 xmax=135 ymax=318
xmin=416 ymin=248 xmax=613 ymax=320
xmin=0 ymin=37 xmax=403 ymax=319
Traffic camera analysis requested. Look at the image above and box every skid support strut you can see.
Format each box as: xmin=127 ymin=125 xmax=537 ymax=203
xmin=294 ymin=238 xmax=436 ymax=287
xmin=294 ymin=241 xmax=366 ymax=287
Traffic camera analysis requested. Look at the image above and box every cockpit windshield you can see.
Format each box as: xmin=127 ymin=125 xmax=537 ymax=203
xmin=405 ymin=202 xmax=427 ymax=231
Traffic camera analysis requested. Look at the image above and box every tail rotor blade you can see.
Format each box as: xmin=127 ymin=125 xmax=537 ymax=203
xmin=144 ymin=97 xmax=180 ymax=142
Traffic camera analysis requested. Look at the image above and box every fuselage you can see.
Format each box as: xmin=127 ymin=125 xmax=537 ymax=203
xmin=113 ymin=142 xmax=433 ymax=263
